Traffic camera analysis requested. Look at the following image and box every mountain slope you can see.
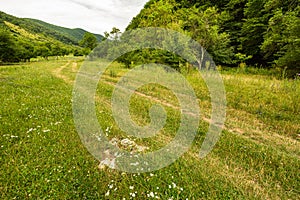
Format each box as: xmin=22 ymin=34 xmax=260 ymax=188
xmin=0 ymin=11 xmax=103 ymax=45
xmin=0 ymin=10 xmax=103 ymax=62
xmin=24 ymin=18 xmax=103 ymax=43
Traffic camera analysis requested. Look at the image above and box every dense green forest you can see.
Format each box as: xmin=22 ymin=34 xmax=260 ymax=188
xmin=0 ymin=11 xmax=102 ymax=63
xmin=123 ymin=0 xmax=299 ymax=72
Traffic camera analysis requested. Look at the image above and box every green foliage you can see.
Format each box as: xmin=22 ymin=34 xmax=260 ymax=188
xmin=233 ymin=0 xmax=299 ymax=68
xmin=124 ymin=0 xmax=300 ymax=71
xmin=109 ymin=27 xmax=121 ymax=40
xmin=124 ymin=0 xmax=234 ymax=69
xmin=79 ymin=32 xmax=98 ymax=51
xmin=181 ymin=6 xmax=233 ymax=65
xmin=0 ymin=28 xmax=17 ymax=62
xmin=34 ymin=45 xmax=51 ymax=59
xmin=261 ymin=7 xmax=300 ymax=69
xmin=16 ymin=40 xmax=35 ymax=61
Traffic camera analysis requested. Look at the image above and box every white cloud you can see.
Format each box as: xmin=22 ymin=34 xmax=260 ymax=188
xmin=0 ymin=0 xmax=148 ymax=34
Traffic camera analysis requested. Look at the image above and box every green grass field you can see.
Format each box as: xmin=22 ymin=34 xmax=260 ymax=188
xmin=0 ymin=57 xmax=299 ymax=199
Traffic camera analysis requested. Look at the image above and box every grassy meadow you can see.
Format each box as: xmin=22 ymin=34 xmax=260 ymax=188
xmin=0 ymin=57 xmax=299 ymax=199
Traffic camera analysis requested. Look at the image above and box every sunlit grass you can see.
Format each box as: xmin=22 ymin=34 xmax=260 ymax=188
xmin=0 ymin=59 xmax=299 ymax=199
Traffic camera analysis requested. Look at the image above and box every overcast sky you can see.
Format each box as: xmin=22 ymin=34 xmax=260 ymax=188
xmin=0 ymin=0 xmax=148 ymax=34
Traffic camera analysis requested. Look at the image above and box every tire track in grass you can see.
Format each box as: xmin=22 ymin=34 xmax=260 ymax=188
xmin=71 ymin=62 xmax=78 ymax=73
xmin=53 ymin=61 xmax=78 ymax=84
xmin=53 ymin=62 xmax=298 ymax=199
xmin=188 ymin=153 xmax=282 ymax=200
xmin=226 ymin=108 xmax=300 ymax=159
xmin=100 ymin=76 xmax=299 ymax=159
xmin=52 ymin=61 xmax=70 ymax=82
xmin=55 ymin=65 xmax=299 ymax=157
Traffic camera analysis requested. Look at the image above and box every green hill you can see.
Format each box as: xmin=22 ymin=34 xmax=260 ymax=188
xmin=0 ymin=11 xmax=103 ymax=62
xmin=0 ymin=11 xmax=103 ymax=45
xmin=24 ymin=18 xmax=103 ymax=43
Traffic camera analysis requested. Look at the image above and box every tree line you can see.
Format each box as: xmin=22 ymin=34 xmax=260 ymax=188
xmin=124 ymin=0 xmax=299 ymax=71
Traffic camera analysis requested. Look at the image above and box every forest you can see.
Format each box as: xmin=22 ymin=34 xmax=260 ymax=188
xmin=121 ymin=0 xmax=299 ymax=74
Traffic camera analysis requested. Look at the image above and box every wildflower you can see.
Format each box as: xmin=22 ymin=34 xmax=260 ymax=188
xmin=149 ymin=192 xmax=154 ymax=198
xmin=129 ymin=186 xmax=134 ymax=190
xmin=105 ymin=190 xmax=110 ymax=196
xmin=121 ymin=138 xmax=135 ymax=147
xmin=130 ymin=192 xmax=136 ymax=197
xmin=137 ymin=145 xmax=149 ymax=152
xmin=172 ymin=182 xmax=176 ymax=188
xmin=105 ymin=127 xmax=110 ymax=136
xmin=130 ymin=162 xmax=139 ymax=166
xmin=27 ymin=128 xmax=34 ymax=133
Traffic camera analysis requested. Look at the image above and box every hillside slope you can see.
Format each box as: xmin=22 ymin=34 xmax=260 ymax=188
xmin=0 ymin=11 xmax=103 ymax=45
xmin=0 ymin=11 xmax=103 ymax=62
xmin=24 ymin=18 xmax=103 ymax=43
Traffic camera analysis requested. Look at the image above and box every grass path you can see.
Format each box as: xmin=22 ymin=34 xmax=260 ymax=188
xmin=52 ymin=61 xmax=74 ymax=84
xmin=53 ymin=60 xmax=299 ymax=159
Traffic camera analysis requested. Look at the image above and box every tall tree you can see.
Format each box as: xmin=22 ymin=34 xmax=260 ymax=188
xmin=239 ymin=0 xmax=269 ymax=65
xmin=262 ymin=7 xmax=300 ymax=69
xmin=79 ymin=32 xmax=98 ymax=50
xmin=110 ymin=27 xmax=121 ymax=40
xmin=180 ymin=6 xmax=233 ymax=67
